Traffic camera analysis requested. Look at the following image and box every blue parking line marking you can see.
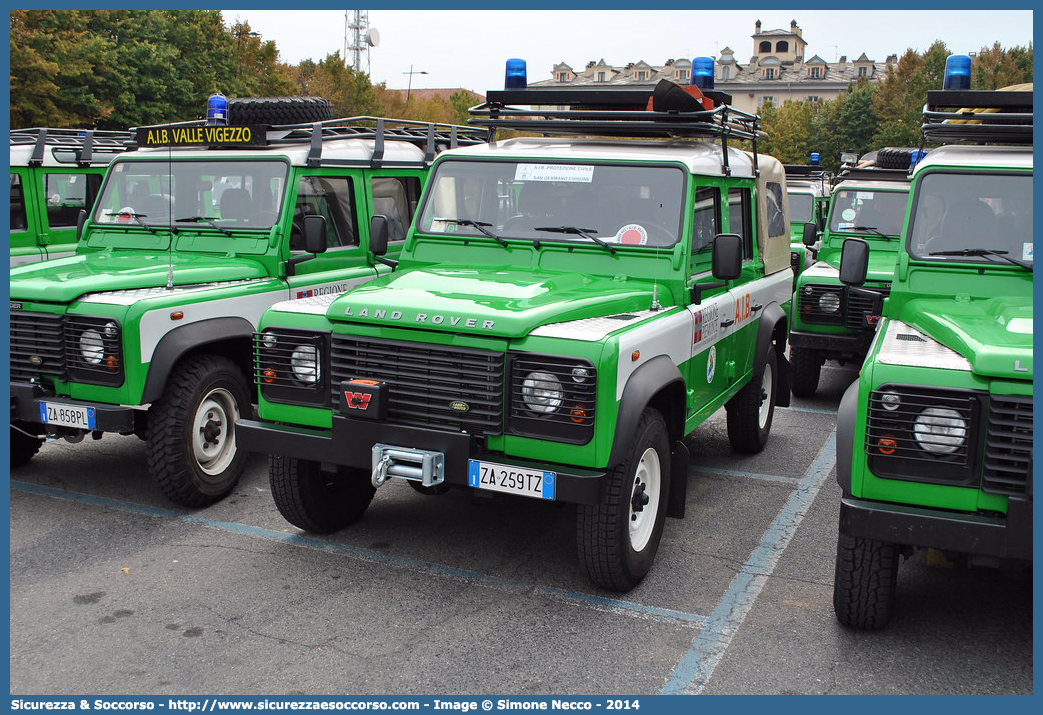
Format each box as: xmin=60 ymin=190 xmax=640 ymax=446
xmin=10 ymin=479 xmax=707 ymax=629
xmin=660 ymin=430 xmax=837 ymax=695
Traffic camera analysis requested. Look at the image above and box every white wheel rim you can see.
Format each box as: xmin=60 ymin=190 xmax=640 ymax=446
xmin=758 ymin=360 xmax=774 ymax=430
xmin=191 ymin=387 xmax=240 ymax=476
xmin=629 ymin=447 xmax=661 ymax=552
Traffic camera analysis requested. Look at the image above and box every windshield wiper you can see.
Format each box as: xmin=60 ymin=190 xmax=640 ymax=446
xmin=929 ymin=247 xmax=1033 ymax=271
xmin=848 ymin=226 xmax=896 ymax=240
xmin=534 ymin=226 xmax=616 ymax=255
xmin=103 ymin=210 xmax=156 ymax=234
xmin=175 ymin=216 xmax=232 ymax=236
xmin=434 ymin=218 xmax=507 ymax=247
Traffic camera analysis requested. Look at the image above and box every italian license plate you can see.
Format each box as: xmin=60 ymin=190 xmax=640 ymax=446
xmin=39 ymin=401 xmax=96 ymax=430
xmin=468 ymin=460 xmax=556 ymax=500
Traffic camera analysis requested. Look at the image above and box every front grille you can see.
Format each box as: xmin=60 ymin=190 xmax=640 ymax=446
xmin=797 ymin=284 xmax=845 ymax=324
xmin=10 ymin=311 xmax=65 ymax=382
xmin=982 ymin=395 xmax=1032 ymax=496
xmin=845 ymin=287 xmax=889 ymax=330
xmin=330 ymin=335 xmax=504 ymax=435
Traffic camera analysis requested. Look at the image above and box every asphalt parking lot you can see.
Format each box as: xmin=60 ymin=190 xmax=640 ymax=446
xmin=9 ymin=363 xmax=1033 ymax=695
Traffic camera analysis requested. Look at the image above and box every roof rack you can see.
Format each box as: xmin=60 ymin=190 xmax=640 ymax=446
xmin=467 ymin=83 xmax=761 ymax=176
xmin=921 ymin=89 xmax=1032 ymax=144
xmin=832 ymin=166 xmax=912 ymax=184
xmin=11 ymin=128 xmax=134 ymax=166
xmin=129 ymin=116 xmax=487 ymax=168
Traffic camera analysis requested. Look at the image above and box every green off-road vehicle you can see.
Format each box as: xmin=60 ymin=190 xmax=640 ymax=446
xmin=833 ymin=78 xmax=1032 ymax=629
xmin=10 ymin=96 xmax=482 ymax=507
xmin=784 ymin=160 xmax=831 ymax=287
xmin=10 ymin=128 xmax=132 ymax=266
xmin=236 ymin=77 xmax=795 ymax=590
xmin=789 ymin=149 xmax=923 ymax=397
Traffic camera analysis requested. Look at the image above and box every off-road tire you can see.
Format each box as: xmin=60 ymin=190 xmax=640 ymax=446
xmin=833 ymin=532 xmax=900 ymax=630
xmin=10 ymin=424 xmax=42 ymax=468
xmin=578 ymin=408 xmax=670 ymax=591
xmin=146 ymin=355 xmax=252 ymax=507
xmin=790 ymin=345 xmax=822 ymax=398
xmin=875 ymin=147 xmax=915 ymax=170
xmin=228 ymin=97 xmax=333 ymax=126
xmin=269 ymin=455 xmax=376 ymax=533
xmin=726 ymin=345 xmax=778 ymax=453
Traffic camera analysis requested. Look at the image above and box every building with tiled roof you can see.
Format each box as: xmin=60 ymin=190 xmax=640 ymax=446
xmin=530 ymin=19 xmax=896 ymax=115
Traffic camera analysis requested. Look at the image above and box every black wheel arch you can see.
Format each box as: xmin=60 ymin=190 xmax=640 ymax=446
xmin=607 ymin=354 xmax=686 ymax=469
xmin=835 ymin=380 xmax=861 ymax=495
xmin=141 ymin=317 xmax=255 ymax=404
xmin=754 ymin=301 xmax=791 ymax=408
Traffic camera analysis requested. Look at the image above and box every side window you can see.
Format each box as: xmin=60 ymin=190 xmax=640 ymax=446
xmin=691 ymin=186 xmax=720 ymax=270
xmin=293 ymin=176 xmax=358 ymax=249
xmin=10 ymin=173 xmax=27 ymax=232
xmin=371 ymin=176 xmax=421 ymax=243
xmin=44 ymin=173 xmax=90 ymax=228
xmin=764 ymin=181 xmax=787 ymax=239
xmin=727 ymin=187 xmax=754 ymax=260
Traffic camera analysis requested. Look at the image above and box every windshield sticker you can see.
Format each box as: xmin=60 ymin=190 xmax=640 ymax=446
xmin=841 ymin=208 xmax=857 ymax=222
xmin=1023 ymin=243 xmax=1033 ymax=261
xmin=856 ymin=192 xmax=874 ymax=200
xmin=514 ymin=164 xmax=594 ymax=183
xmin=613 ymin=224 xmax=648 ymax=246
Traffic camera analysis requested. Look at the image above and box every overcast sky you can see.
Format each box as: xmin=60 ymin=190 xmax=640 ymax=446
xmin=220 ymin=8 xmax=1034 ymax=94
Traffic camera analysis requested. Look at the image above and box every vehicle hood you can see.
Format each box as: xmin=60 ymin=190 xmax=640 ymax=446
xmin=327 ymin=267 xmax=657 ymax=339
xmin=899 ymin=297 xmax=1032 ymax=379
xmin=9 ymin=252 xmax=268 ymax=303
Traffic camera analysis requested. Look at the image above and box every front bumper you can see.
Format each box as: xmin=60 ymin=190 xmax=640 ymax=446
xmin=235 ymin=416 xmax=608 ymax=506
xmin=10 ymin=381 xmax=136 ymax=433
xmin=789 ymin=329 xmax=873 ymax=361
xmin=839 ymin=496 xmax=1032 ymax=561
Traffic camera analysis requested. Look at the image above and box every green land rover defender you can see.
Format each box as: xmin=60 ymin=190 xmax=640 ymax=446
xmin=10 ymin=97 xmax=482 ymax=507
xmin=832 ymin=77 xmax=1032 ymax=629
xmin=789 ymin=151 xmax=922 ymax=397
xmin=10 ymin=128 xmax=132 ymax=266
xmin=237 ymin=77 xmax=795 ymax=590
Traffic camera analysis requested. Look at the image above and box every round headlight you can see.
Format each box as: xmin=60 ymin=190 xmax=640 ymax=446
xmin=819 ymin=292 xmax=841 ymax=314
xmin=880 ymin=393 xmax=901 ymax=411
xmin=522 ymin=371 xmax=563 ymax=414
xmin=913 ymin=406 xmax=967 ymax=454
xmin=79 ymin=329 xmax=104 ymax=364
xmin=290 ymin=345 xmax=319 ymax=384
xmin=571 ymin=366 xmax=591 ymax=384
xmin=262 ymin=332 xmax=278 ymax=349
xmin=103 ymin=321 xmax=119 ymax=338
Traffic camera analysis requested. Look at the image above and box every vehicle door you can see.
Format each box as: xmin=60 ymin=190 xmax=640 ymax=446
xmin=10 ymin=169 xmax=42 ymax=266
xmin=282 ymin=172 xmax=383 ymax=300
xmin=38 ymin=168 xmax=104 ymax=260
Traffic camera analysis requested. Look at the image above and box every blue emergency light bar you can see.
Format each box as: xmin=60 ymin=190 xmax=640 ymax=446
xmin=691 ymin=57 xmax=715 ymax=91
xmin=207 ymin=93 xmax=228 ymax=126
xmin=505 ymin=59 xmax=528 ymax=89
xmin=942 ymin=55 xmax=972 ymax=90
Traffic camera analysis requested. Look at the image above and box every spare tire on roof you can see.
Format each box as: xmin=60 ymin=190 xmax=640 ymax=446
xmin=227 ymin=97 xmax=333 ymax=126
xmin=875 ymin=147 xmax=919 ymax=169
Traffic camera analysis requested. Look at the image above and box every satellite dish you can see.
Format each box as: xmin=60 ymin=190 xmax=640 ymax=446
xmin=366 ymin=28 xmax=380 ymax=47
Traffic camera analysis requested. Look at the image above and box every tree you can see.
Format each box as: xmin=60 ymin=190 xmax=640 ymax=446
xmin=972 ymin=42 xmax=1033 ymax=89
xmin=871 ymin=41 xmax=950 ymax=148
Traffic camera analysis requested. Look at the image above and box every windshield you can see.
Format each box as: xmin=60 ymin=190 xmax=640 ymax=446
xmin=908 ymin=171 xmax=1032 ymax=266
xmin=93 ymin=159 xmax=288 ymax=229
xmin=417 ymin=160 xmax=686 ymax=248
xmin=787 ymin=192 xmax=814 ymax=223
xmin=828 ymin=188 xmax=907 ymax=237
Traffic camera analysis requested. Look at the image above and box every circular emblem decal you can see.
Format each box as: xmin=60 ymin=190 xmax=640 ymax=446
xmin=841 ymin=208 xmax=857 ymax=222
xmin=706 ymin=345 xmax=717 ymax=384
xmin=449 ymin=401 xmax=470 ymax=413
xmin=615 ymin=223 xmax=648 ymax=246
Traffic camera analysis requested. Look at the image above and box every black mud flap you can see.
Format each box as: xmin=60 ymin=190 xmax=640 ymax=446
xmin=667 ymin=440 xmax=690 ymax=519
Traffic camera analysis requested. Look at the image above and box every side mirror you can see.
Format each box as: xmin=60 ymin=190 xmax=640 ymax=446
xmin=802 ymin=222 xmax=819 ymax=247
xmin=369 ymin=215 xmax=389 ymax=256
xmin=839 ymin=238 xmax=869 ymax=287
xmin=76 ymin=209 xmax=87 ymax=241
xmin=302 ymin=214 xmax=328 ymax=254
xmin=711 ymin=233 xmax=743 ymax=281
